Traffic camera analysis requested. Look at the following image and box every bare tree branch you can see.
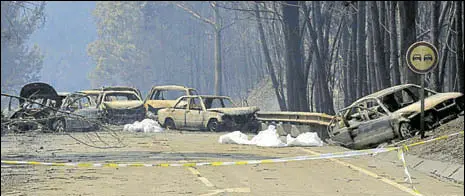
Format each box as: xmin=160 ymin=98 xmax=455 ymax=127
xmin=174 ymin=2 xmax=216 ymax=26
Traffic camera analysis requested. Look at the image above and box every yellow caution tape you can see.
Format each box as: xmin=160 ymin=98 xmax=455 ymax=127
xmin=1 ymin=131 xmax=463 ymax=168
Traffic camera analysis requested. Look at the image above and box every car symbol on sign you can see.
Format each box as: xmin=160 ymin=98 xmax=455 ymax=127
xmin=412 ymin=54 xmax=422 ymax=61
xmin=423 ymin=54 xmax=433 ymax=61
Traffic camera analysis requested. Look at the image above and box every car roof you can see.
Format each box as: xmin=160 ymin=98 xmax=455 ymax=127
xmin=57 ymin=92 xmax=71 ymax=96
xmin=151 ymin=85 xmax=194 ymax=91
xmin=357 ymin=84 xmax=421 ymax=100
xmin=178 ymin=95 xmax=231 ymax=99
xmin=79 ymin=89 xmax=102 ymax=94
xmin=340 ymin=84 xmax=423 ymax=111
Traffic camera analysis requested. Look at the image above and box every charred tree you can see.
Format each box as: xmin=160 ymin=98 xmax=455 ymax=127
xmin=254 ymin=3 xmax=287 ymax=111
xmin=390 ymin=1 xmax=400 ymax=85
xmin=399 ymin=1 xmax=420 ymax=85
xmin=356 ymin=1 xmax=368 ymax=98
xmin=456 ymin=1 xmax=464 ymax=93
xmin=282 ymin=1 xmax=309 ymax=111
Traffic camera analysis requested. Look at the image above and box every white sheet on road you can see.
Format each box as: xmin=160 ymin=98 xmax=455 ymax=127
xmin=123 ymin=119 xmax=164 ymax=133
xmin=218 ymin=125 xmax=323 ymax=147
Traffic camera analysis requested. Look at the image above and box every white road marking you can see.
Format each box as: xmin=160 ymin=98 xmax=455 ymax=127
xmin=199 ymin=187 xmax=251 ymax=196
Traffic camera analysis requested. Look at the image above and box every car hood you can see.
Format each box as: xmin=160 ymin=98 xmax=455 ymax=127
xmin=207 ymin=106 xmax=260 ymax=115
xmin=19 ymin=82 xmax=60 ymax=106
xmin=102 ymin=101 xmax=144 ymax=109
xmin=394 ymin=92 xmax=463 ymax=114
xmin=145 ymin=100 xmax=178 ymax=108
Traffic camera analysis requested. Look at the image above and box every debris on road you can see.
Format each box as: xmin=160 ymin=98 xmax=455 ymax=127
xmin=218 ymin=125 xmax=323 ymax=147
xmin=123 ymin=119 xmax=164 ymax=133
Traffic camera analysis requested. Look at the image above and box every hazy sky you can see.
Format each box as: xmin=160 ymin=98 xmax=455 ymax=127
xmin=28 ymin=1 xmax=97 ymax=93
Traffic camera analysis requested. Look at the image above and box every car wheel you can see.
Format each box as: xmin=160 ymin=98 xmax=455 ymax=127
xmin=207 ymin=119 xmax=218 ymax=132
xmin=53 ymin=118 xmax=66 ymax=132
xmin=164 ymin=118 xmax=175 ymax=130
xmin=399 ymin=123 xmax=413 ymax=140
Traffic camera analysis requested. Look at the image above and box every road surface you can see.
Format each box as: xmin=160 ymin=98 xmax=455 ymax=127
xmin=1 ymin=130 xmax=463 ymax=196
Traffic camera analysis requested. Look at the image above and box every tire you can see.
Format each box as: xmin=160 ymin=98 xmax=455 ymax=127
xmin=164 ymin=118 xmax=175 ymax=130
xmin=53 ymin=118 xmax=66 ymax=132
xmin=398 ymin=123 xmax=413 ymax=140
xmin=207 ymin=119 xmax=218 ymax=132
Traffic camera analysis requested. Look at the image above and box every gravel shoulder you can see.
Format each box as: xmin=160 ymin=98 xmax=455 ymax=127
xmin=392 ymin=116 xmax=464 ymax=165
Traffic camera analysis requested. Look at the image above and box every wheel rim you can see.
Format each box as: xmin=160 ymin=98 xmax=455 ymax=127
xmin=165 ymin=119 xmax=175 ymax=130
xmin=55 ymin=120 xmax=65 ymax=132
xmin=399 ymin=123 xmax=411 ymax=139
xmin=208 ymin=120 xmax=218 ymax=132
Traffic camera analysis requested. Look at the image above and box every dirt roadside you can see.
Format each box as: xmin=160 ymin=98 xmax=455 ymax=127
xmin=393 ymin=116 xmax=464 ymax=165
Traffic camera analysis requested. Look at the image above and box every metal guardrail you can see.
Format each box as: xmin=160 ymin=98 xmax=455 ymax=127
xmin=256 ymin=111 xmax=334 ymax=126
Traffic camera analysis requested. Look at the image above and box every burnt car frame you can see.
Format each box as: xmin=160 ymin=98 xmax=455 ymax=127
xmin=144 ymin=85 xmax=198 ymax=119
xmin=52 ymin=92 xmax=101 ymax=132
xmin=2 ymin=82 xmax=62 ymax=132
xmin=157 ymin=95 xmax=260 ymax=132
xmin=328 ymin=84 xmax=464 ymax=149
xmin=96 ymin=90 xmax=146 ymax=125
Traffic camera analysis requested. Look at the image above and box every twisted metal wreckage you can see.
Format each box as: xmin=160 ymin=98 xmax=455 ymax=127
xmin=1 ymin=83 xmax=126 ymax=148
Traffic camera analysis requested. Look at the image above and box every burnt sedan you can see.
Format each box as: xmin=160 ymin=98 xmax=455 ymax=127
xmin=97 ymin=90 xmax=146 ymax=125
xmin=158 ymin=95 xmax=260 ymax=132
xmin=328 ymin=84 xmax=464 ymax=149
xmin=52 ymin=92 xmax=101 ymax=132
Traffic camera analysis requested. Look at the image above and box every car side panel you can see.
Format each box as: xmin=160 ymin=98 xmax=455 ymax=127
xmin=352 ymin=116 xmax=395 ymax=149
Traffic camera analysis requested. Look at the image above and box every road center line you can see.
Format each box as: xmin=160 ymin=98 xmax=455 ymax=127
xmin=299 ymin=147 xmax=422 ymax=196
xmin=199 ymin=187 xmax=251 ymax=196
xmin=187 ymin=167 xmax=215 ymax=187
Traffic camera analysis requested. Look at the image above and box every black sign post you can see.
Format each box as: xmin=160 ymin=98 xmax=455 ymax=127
xmin=405 ymin=41 xmax=439 ymax=138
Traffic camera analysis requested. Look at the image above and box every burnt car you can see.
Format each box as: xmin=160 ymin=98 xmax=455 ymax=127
xmin=144 ymin=85 xmax=198 ymax=119
xmin=96 ymin=90 xmax=146 ymax=125
xmin=158 ymin=95 xmax=260 ymax=132
xmin=79 ymin=86 xmax=141 ymax=105
xmin=52 ymin=92 xmax=101 ymax=132
xmin=328 ymin=84 xmax=464 ymax=149
xmin=2 ymin=82 xmax=62 ymax=131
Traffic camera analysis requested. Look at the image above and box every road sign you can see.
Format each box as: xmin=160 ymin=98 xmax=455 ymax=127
xmin=406 ymin=41 xmax=439 ymax=74
xmin=405 ymin=41 xmax=439 ymax=138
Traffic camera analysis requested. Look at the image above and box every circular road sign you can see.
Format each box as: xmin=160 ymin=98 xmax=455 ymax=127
xmin=406 ymin=41 xmax=439 ymax=74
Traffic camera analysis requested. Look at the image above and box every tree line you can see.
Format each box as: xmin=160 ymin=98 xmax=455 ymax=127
xmin=6 ymin=1 xmax=459 ymax=115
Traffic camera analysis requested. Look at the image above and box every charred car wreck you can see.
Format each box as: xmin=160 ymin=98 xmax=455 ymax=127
xmin=328 ymin=84 xmax=464 ymax=149
xmin=2 ymin=82 xmax=62 ymax=132
xmin=158 ymin=95 xmax=260 ymax=132
xmin=2 ymin=83 xmax=146 ymax=132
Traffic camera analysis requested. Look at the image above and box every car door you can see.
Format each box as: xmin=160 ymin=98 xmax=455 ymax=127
xmin=352 ymin=101 xmax=395 ymax=148
xmin=185 ymin=97 xmax=204 ymax=128
xmin=170 ymin=97 xmax=188 ymax=128
xmin=145 ymin=89 xmax=180 ymax=115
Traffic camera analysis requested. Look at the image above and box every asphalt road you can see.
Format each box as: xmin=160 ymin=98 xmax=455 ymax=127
xmin=1 ymin=130 xmax=463 ymax=196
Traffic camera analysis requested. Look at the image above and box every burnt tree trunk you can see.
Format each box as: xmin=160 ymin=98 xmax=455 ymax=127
xmin=356 ymin=1 xmax=368 ymax=98
xmin=431 ymin=1 xmax=441 ymax=91
xmin=456 ymin=1 xmax=464 ymax=93
xmin=390 ymin=1 xmax=400 ymax=85
xmin=282 ymin=1 xmax=309 ymax=111
xmin=371 ymin=1 xmax=390 ymax=89
xmin=254 ymin=3 xmax=287 ymax=111
xmin=399 ymin=1 xmax=420 ymax=85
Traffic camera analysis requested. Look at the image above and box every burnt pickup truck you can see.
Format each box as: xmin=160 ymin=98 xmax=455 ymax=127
xmin=158 ymin=95 xmax=260 ymax=132
xmin=328 ymin=84 xmax=464 ymax=149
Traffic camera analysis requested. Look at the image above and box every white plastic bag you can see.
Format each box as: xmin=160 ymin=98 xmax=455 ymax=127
xmin=123 ymin=119 xmax=164 ymax=133
xmin=249 ymin=125 xmax=286 ymax=147
xmin=218 ymin=131 xmax=251 ymax=144
xmin=287 ymin=132 xmax=323 ymax=147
